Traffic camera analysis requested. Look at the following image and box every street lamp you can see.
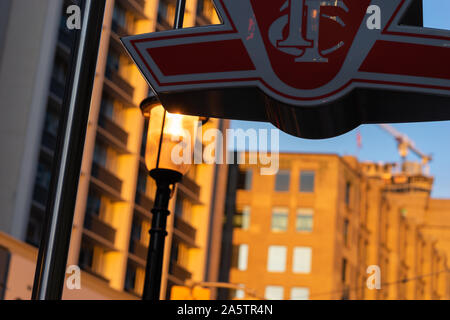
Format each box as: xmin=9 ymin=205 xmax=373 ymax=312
xmin=139 ymin=95 xmax=201 ymax=301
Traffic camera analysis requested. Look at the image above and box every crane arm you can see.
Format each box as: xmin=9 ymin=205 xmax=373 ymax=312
xmin=377 ymin=124 xmax=432 ymax=163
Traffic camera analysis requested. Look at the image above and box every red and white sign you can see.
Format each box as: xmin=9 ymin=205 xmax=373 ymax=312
xmin=122 ymin=0 xmax=450 ymax=138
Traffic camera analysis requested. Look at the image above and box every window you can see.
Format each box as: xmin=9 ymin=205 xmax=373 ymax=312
xmin=237 ymin=244 xmax=248 ymax=271
xmin=93 ymin=142 xmax=107 ymax=167
xmin=141 ymin=119 xmax=149 ymax=158
xmin=300 ymin=171 xmax=315 ymax=192
xmin=293 ymin=247 xmax=312 ymax=274
xmin=124 ymin=264 xmax=137 ymax=293
xmin=345 ymin=181 xmax=351 ymax=206
xmin=106 ymin=50 xmax=120 ymax=72
xmin=78 ymin=243 xmax=94 ymax=270
xmin=158 ymin=0 xmax=175 ymax=26
xmin=36 ymin=161 xmax=52 ymax=189
xmin=237 ymin=169 xmax=252 ymax=190
xmin=233 ymin=206 xmax=251 ymax=230
xmin=100 ymin=94 xmax=115 ymax=119
xmin=342 ymin=258 xmax=348 ymax=283
xmin=265 ymin=286 xmax=284 ymax=300
xmin=232 ymin=288 xmax=245 ymax=299
xmin=174 ymin=194 xmax=184 ymax=218
xmin=196 ymin=0 xmax=219 ymax=24
xmin=53 ymin=57 xmax=68 ymax=84
xmin=86 ymin=191 xmax=101 ymax=215
xmin=0 ymin=246 xmax=10 ymax=300
xmin=296 ymin=208 xmax=313 ymax=232
xmin=291 ymin=287 xmax=310 ymax=300
xmin=271 ymin=207 xmax=289 ymax=232
xmin=275 ymin=170 xmax=290 ymax=191
xmin=130 ymin=217 xmax=142 ymax=242
xmin=267 ymin=246 xmax=287 ymax=272
xmin=136 ymin=170 xmax=147 ymax=194
xmin=44 ymin=111 xmax=59 ymax=137
xmin=343 ymin=219 xmax=350 ymax=246
xmin=112 ymin=3 xmax=127 ymax=29
xmin=232 ymin=244 xmax=248 ymax=271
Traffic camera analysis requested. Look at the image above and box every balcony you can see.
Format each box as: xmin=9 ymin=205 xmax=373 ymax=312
xmin=79 ymin=263 xmax=110 ymax=283
xmin=111 ymin=20 xmax=129 ymax=38
xmin=98 ymin=115 xmax=128 ymax=146
xmin=135 ymin=190 xmax=153 ymax=211
xmin=129 ymin=239 xmax=147 ymax=261
xmin=156 ymin=16 xmax=172 ymax=31
xmin=169 ymin=261 xmax=192 ymax=282
xmin=42 ymin=131 xmax=57 ymax=151
xmin=84 ymin=213 xmax=116 ymax=244
xmin=117 ymin=0 xmax=148 ymax=20
xmin=178 ymin=175 xmax=201 ymax=203
xmin=91 ymin=163 xmax=122 ymax=194
xmin=133 ymin=0 xmax=145 ymax=10
xmin=33 ymin=185 xmax=49 ymax=206
xmin=174 ymin=216 xmax=196 ymax=241
xmin=58 ymin=28 xmax=74 ymax=49
xmin=105 ymin=67 xmax=134 ymax=99
xmin=49 ymin=78 xmax=65 ymax=101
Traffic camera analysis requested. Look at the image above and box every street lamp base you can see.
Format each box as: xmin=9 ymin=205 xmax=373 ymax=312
xmin=142 ymin=168 xmax=182 ymax=301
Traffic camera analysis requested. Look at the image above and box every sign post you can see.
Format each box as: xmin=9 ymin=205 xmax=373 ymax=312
xmin=122 ymin=0 xmax=450 ymax=139
xmin=32 ymin=0 xmax=106 ymax=300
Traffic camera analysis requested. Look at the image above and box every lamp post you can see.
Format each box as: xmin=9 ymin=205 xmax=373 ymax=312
xmin=140 ymin=96 xmax=202 ymax=300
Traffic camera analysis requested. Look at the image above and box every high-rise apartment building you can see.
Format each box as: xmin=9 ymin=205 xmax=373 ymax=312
xmin=0 ymin=0 xmax=227 ymax=300
xmin=219 ymin=153 xmax=450 ymax=300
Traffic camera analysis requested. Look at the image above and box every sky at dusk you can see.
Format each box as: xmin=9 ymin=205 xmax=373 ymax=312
xmin=231 ymin=0 xmax=450 ymax=198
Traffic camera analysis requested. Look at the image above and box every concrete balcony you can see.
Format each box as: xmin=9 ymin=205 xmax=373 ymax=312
xmin=111 ymin=20 xmax=128 ymax=38
xmin=105 ymin=66 xmax=134 ymax=99
xmin=91 ymin=163 xmax=123 ymax=195
xmin=49 ymin=78 xmax=65 ymax=101
xmin=98 ymin=114 xmax=128 ymax=147
xmin=32 ymin=185 xmax=49 ymax=207
xmin=135 ymin=190 xmax=153 ymax=211
xmin=174 ymin=216 xmax=196 ymax=242
xmin=169 ymin=261 xmax=192 ymax=283
xmin=84 ymin=213 xmax=116 ymax=245
xmin=129 ymin=239 xmax=147 ymax=261
xmin=178 ymin=175 xmax=201 ymax=204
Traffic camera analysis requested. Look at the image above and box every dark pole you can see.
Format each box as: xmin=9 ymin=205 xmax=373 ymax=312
xmin=142 ymin=169 xmax=182 ymax=300
xmin=32 ymin=0 xmax=106 ymax=300
xmin=141 ymin=0 xmax=186 ymax=301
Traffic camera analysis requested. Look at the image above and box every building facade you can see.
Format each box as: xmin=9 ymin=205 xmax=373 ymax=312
xmin=219 ymin=153 xmax=450 ymax=300
xmin=0 ymin=0 xmax=226 ymax=300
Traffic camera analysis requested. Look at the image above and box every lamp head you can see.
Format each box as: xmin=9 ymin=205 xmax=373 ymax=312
xmin=140 ymin=96 xmax=203 ymax=176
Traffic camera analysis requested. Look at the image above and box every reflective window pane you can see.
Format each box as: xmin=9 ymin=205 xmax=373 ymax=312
xmin=275 ymin=170 xmax=290 ymax=191
xmin=233 ymin=206 xmax=251 ymax=229
xmin=296 ymin=208 xmax=314 ymax=232
xmin=291 ymin=287 xmax=310 ymax=300
xmin=300 ymin=171 xmax=315 ymax=192
xmin=271 ymin=207 xmax=289 ymax=232
xmin=293 ymin=247 xmax=312 ymax=273
xmin=267 ymin=246 xmax=287 ymax=272
xmin=237 ymin=169 xmax=252 ymax=190
xmin=265 ymin=286 xmax=284 ymax=300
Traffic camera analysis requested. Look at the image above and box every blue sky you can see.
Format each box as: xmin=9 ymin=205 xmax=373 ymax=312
xmin=231 ymin=0 xmax=450 ymax=198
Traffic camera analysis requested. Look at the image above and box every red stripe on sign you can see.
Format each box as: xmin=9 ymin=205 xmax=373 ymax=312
xmin=360 ymin=40 xmax=450 ymax=80
xmin=147 ymin=39 xmax=255 ymax=76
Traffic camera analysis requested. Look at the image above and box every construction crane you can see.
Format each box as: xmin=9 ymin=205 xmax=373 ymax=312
xmin=378 ymin=124 xmax=432 ymax=175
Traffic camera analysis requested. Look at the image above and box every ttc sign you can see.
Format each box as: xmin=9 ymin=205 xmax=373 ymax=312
xmin=122 ymin=0 xmax=450 ymax=138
